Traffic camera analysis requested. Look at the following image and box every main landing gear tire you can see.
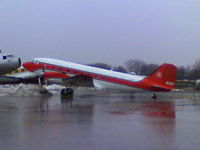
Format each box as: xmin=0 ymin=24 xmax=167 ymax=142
xmin=61 ymin=88 xmax=74 ymax=99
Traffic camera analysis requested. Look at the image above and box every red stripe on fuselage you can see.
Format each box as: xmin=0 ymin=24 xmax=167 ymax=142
xmin=23 ymin=62 xmax=170 ymax=91
xmin=44 ymin=72 xmax=70 ymax=79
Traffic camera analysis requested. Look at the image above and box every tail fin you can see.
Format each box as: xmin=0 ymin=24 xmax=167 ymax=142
xmin=144 ymin=64 xmax=176 ymax=91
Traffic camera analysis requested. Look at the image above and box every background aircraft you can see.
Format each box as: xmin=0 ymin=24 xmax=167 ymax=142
xmin=0 ymin=50 xmax=24 ymax=84
xmin=22 ymin=58 xmax=177 ymax=99
xmin=0 ymin=50 xmax=21 ymax=74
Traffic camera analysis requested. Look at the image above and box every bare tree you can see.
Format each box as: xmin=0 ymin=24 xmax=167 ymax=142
xmin=143 ymin=64 xmax=159 ymax=75
xmin=187 ymin=60 xmax=200 ymax=79
xmin=125 ymin=59 xmax=146 ymax=75
xmin=176 ymin=66 xmax=187 ymax=80
xmin=113 ymin=66 xmax=127 ymax=73
xmin=88 ymin=63 xmax=111 ymax=70
xmin=125 ymin=59 xmax=158 ymax=75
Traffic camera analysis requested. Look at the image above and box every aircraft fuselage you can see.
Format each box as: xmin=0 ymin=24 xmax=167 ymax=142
xmin=23 ymin=58 xmax=177 ymax=92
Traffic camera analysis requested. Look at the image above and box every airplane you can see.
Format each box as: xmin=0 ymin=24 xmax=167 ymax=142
xmin=22 ymin=58 xmax=177 ymax=99
xmin=0 ymin=50 xmax=21 ymax=74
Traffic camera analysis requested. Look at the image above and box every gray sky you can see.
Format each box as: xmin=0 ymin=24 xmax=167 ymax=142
xmin=0 ymin=0 xmax=200 ymax=67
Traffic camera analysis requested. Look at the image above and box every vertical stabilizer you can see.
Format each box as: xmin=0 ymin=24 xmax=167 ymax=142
xmin=144 ymin=64 xmax=176 ymax=91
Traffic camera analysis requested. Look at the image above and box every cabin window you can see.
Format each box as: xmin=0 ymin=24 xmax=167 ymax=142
xmin=7 ymin=55 xmax=14 ymax=58
xmin=3 ymin=56 xmax=7 ymax=60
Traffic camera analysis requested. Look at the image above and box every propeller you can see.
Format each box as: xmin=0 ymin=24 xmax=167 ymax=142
xmin=34 ymin=65 xmax=46 ymax=86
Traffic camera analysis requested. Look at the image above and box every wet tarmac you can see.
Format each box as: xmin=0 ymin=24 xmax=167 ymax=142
xmin=0 ymin=85 xmax=200 ymax=150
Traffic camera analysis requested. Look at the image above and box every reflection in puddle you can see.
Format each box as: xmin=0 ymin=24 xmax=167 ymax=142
xmin=0 ymin=90 xmax=200 ymax=150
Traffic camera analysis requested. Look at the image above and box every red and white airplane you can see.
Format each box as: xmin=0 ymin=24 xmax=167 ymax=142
xmin=22 ymin=58 xmax=176 ymax=98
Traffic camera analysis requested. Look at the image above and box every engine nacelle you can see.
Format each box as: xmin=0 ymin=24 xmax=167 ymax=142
xmin=195 ymin=79 xmax=200 ymax=90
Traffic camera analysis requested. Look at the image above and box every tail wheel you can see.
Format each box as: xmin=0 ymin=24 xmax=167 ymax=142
xmin=152 ymin=93 xmax=157 ymax=99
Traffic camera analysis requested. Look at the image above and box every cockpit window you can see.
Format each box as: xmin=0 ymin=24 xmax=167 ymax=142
xmin=32 ymin=60 xmax=39 ymax=64
xmin=3 ymin=55 xmax=14 ymax=60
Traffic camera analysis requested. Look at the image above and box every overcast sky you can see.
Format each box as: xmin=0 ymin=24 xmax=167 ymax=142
xmin=0 ymin=0 xmax=200 ymax=67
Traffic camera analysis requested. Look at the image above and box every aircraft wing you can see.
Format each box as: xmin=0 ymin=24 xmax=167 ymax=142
xmin=62 ymin=75 xmax=94 ymax=87
xmin=0 ymin=70 xmax=40 ymax=84
xmin=0 ymin=76 xmax=22 ymax=84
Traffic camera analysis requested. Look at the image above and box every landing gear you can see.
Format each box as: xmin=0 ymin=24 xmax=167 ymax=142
xmin=152 ymin=93 xmax=157 ymax=99
xmin=60 ymin=88 xmax=74 ymax=99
